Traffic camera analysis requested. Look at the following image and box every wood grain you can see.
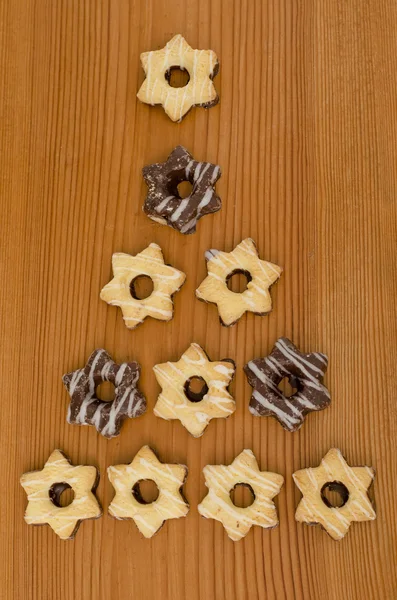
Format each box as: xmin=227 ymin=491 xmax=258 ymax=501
xmin=1 ymin=0 xmax=397 ymax=598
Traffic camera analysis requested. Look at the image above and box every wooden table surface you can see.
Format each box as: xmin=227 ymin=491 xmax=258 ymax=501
xmin=1 ymin=1 xmax=397 ymax=598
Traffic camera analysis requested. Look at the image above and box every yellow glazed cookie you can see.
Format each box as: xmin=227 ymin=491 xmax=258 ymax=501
xmin=20 ymin=449 xmax=102 ymax=540
xmin=198 ymin=449 xmax=284 ymax=541
xmin=293 ymin=448 xmax=376 ymax=540
xmin=108 ymin=446 xmax=189 ymax=538
xmin=100 ymin=243 xmax=186 ymax=330
xmin=196 ymin=238 xmax=282 ymax=326
xmin=153 ymin=343 xmax=236 ymax=437
xmin=137 ymin=34 xmax=219 ymax=122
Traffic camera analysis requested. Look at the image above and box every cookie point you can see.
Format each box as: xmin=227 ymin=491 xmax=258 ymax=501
xmin=50 ymin=448 xmax=68 ymax=462
xmin=169 ymin=33 xmax=184 ymax=43
xmin=148 ymin=242 xmax=161 ymax=250
xmin=245 ymin=237 xmax=256 ymax=245
xmin=173 ymin=144 xmax=188 ymax=154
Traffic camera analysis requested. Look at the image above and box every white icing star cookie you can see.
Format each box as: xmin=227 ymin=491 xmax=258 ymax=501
xmin=108 ymin=446 xmax=189 ymax=538
xmin=153 ymin=343 xmax=236 ymax=437
xmin=100 ymin=243 xmax=186 ymax=329
xmin=198 ymin=449 xmax=284 ymax=541
xmin=20 ymin=449 xmax=102 ymax=540
xmin=293 ymin=448 xmax=376 ymax=540
xmin=196 ymin=238 xmax=282 ymax=326
xmin=137 ymin=34 xmax=219 ymax=122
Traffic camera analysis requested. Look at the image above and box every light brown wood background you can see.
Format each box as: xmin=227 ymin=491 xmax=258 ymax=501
xmin=1 ymin=0 xmax=397 ymax=598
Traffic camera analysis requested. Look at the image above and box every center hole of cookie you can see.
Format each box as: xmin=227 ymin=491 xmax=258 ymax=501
xmin=177 ymin=180 xmax=193 ymax=198
xmin=130 ymin=275 xmax=154 ymax=300
xmin=96 ymin=381 xmax=115 ymax=402
xmin=226 ymin=270 xmax=252 ymax=294
xmin=278 ymin=377 xmax=298 ymax=398
xmin=132 ymin=479 xmax=159 ymax=505
xmin=165 ymin=66 xmax=190 ymax=88
xmin=230 ymin=483 xmax=255 ymax=508
xmin=321 ymin=481 xmax=349 ymax=508
xmin=184 ymin=376 xmax=209 ymax=403
xmin=49 ymin=483 xmax=75 ymax=508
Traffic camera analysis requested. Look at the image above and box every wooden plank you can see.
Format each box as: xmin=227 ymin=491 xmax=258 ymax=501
xmin=0 ymin=0 xmax=396 ymax=598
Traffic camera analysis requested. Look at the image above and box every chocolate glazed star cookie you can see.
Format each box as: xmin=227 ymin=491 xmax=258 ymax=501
xmin=244 ymin=337 xmax=330 ymax=431
xmin=142 ymin=146 xmax=221 ymax=235
xmin=63 ymin=349 xmax=146 ymax=439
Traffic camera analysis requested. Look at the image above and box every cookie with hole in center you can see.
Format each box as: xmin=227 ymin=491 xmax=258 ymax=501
xmin=244 ymin=337 xmax=330 ymax=432
xmin=153 ymin=343 xmax=236 ymax=437
xmin=62 ymin=349 xmax=146 ymax=439
xmin=108 ymin=445 xmax=189 ymax=538
xmin=198 ymin=449 xmax=284 ymax=541
xmin=143 ymin=146 xmax=221 ymax=235
xmin=196 ymin=238 xmax=282 ymax=326
xmin=20 ymin=449 xmax=102 ymax=540
xmin=137 ymin=34 xmax=219 ymax=122
xmin=100 ymin=243 xmax=186 ymax=329
xmin=293 ymin=448 xmax=376 ymax=540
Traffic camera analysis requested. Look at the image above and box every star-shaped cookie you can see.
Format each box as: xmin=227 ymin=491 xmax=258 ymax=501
xmin=293 ymin=448 xmax=376 ymax=540
xmin=137 ymin=34 xmax=219 ymax=122
xmin=108 ymin=446 xmax=189 ymax=538
xmin=143 ymin=146 xmax=222 ymax=235
xmin=100 ymin=243 xmax=186 ymax=329
xmin=153 ymin=343 xmax=236 ymax=437
xmin=196 ymin=238 xmax=282 ymax=326
xmin=244 ymin=337 xmax=330 ymax=432
xmin=62 ymin=348 xmax=146 ymax=438
xmin=20 ymin=449 xmax=102 ymax=540
xmin=198 ymin=449 xmax=284 ymax=541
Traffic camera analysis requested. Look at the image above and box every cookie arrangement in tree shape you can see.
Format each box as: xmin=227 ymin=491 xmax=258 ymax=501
xmin=196 ymin=238 xmax=282 ymax=326
xmin=153 ymin=342 xmax=236 ymax=437
xmin=137 ymin=34 xmax=219 ymax=122
xmin=244 ymin=337 xmax=330 ymax=432
xmin=62 ymin=349 xmax=146 ymax=439
xmin=20 ymin=449 xmax=102 ymax=540
xmin=107 ymin=446 xmax=189 ymax=538
xmin=198 ymin=449 xmax=284 ymax=541
xmin=20 ymin=33 xmax=378 ymax=545
xmin=143 ymin=146 xmax=222 ymax=234
xmin=100 ymin=243 xmax=186 ymax=329
xmin=293 ymin=448 xmax=376 ymax=540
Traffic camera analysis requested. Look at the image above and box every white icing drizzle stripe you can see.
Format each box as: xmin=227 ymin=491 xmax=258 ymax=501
xmin=155 ymin=195 xmax=174 ymax=213
xmin=252 ymin=390 xmax=300 ymax=427
xmin=139 ymin=458 xmax=183 ymax=485
xmin=276 ymin=339 xmax=326 ymax=379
